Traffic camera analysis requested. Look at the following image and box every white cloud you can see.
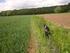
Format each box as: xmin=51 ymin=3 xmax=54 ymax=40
xmin=0 ymin=0 xmax=70 ymax=11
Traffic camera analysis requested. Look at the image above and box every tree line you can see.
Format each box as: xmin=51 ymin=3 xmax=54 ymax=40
xmin=0 ymin=3 xmax=70 ymax=16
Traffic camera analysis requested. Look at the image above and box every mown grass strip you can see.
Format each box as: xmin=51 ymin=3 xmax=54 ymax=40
xmin=31 ymin=16 xmax=48 ymax=53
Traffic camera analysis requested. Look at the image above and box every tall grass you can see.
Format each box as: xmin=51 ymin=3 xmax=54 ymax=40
xmin=32 ymin=16 xmax=70 ymax=53
xmin=31 ymin=16 xmax=49 ymax=53
xmin=0 ymin=16 xmax=31 ymax=53
xmin=44 ymin=19 xmax=70 ymax=53
xmin=0 ymin=15 xmax=70 ymax=53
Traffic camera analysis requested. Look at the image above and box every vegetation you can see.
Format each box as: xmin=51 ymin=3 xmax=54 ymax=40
xmin=0 ymin=3 xmax=70 ymax=16
xmin=0 ymin=15 xmax=70 ymax=53
xmin=54 ymin=6 xmax=64 ymax=13
xmin=0 ymin=16 xmax=31 ymax=53
xmin=45 ymin=20 xmax=70 ymax=53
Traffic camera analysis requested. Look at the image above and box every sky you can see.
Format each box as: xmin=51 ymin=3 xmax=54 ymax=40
xmin=0 ymin=0 xmax=70 ymax=11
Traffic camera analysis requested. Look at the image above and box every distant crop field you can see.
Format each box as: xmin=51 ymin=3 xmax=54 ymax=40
xmin=0 ymin=15 xmax=70 ymax=53
xmin=41 ymin=13 xmax=70 ymax=28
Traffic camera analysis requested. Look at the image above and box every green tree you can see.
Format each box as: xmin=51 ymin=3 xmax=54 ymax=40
xmin=54 ymin=6 xmax=63 ymax=13
xmin=6 ymin=10 xmax=12 ymax=16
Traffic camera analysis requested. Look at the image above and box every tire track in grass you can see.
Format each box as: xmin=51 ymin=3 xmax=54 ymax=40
xmin=28 ymin=34 xmax=38 ymax=53
xmin=28 ymin=16 xmax=48 ymax=53
xmin=28 ymin=19 xmax=39 ymax=53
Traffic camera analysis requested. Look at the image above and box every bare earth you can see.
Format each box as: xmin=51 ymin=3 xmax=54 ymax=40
xmin=28 ymin=34 xmax=38 ymax=53
xmin=40 ymin=13 xmax=70 ymax=29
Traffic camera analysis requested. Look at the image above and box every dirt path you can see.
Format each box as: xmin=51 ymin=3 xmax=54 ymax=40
xmin=28 ymin=34 xmax=38 ymax=53
xmin=28 ymin=21 xmax=39 ymax=53
xmin=40 ymin=13 xmax=70 ymax=29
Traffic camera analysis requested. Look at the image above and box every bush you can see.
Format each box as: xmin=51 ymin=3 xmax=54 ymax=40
xmin=54 ymin=6 xmax=63 ymax=13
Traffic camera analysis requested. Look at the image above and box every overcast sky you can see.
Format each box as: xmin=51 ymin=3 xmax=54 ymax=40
xmin=0 ymin=0 xmax=70 ymax=11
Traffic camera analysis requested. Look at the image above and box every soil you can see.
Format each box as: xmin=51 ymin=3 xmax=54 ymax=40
xmin=40 ymin=13 xmax=70 ymax=29
xmin=28 ymin=33 xmax=38 ymax=53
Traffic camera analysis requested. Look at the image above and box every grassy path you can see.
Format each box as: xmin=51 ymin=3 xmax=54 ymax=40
xmin=28 ymin=34 xmax=38 ymax=53
xmin=28 ymin=21 xmax=39 ymax=53
xmin=28 ymin=16 xmax=48 ymax=53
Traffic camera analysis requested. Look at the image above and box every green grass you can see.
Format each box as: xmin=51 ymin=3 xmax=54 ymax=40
xmin=31 ymin=16 xmax=48 ymax=53
xmin=0 ymin=16 xmax=31 ymax=53
xmin=31 ymin=16 xmax=70 ymax=53
xmin=0 ymin=15 xmax=70 ymax=53
xmin=44 ymin=19 xmax=70 ymax=53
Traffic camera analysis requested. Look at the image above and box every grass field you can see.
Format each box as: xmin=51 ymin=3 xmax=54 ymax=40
xmin=0 ymin=15 xmax=70 ymax=53
xmin=0 ymin=16 xmax=31 ymax=53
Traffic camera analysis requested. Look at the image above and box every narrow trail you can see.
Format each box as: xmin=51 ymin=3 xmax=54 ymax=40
xmin=28 ymin=20 xmax=39 ymax=53
xmin=28 ymin=33 xmax=39 ymax=53
xmin=27 ymin=18 xmax=49 ymax=53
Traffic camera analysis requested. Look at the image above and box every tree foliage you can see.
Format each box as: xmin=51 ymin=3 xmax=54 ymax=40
xmin=0 ymin=3 xmax=70 ymax=16
xmin=54 ymin=6 xmax=63 ymax=13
